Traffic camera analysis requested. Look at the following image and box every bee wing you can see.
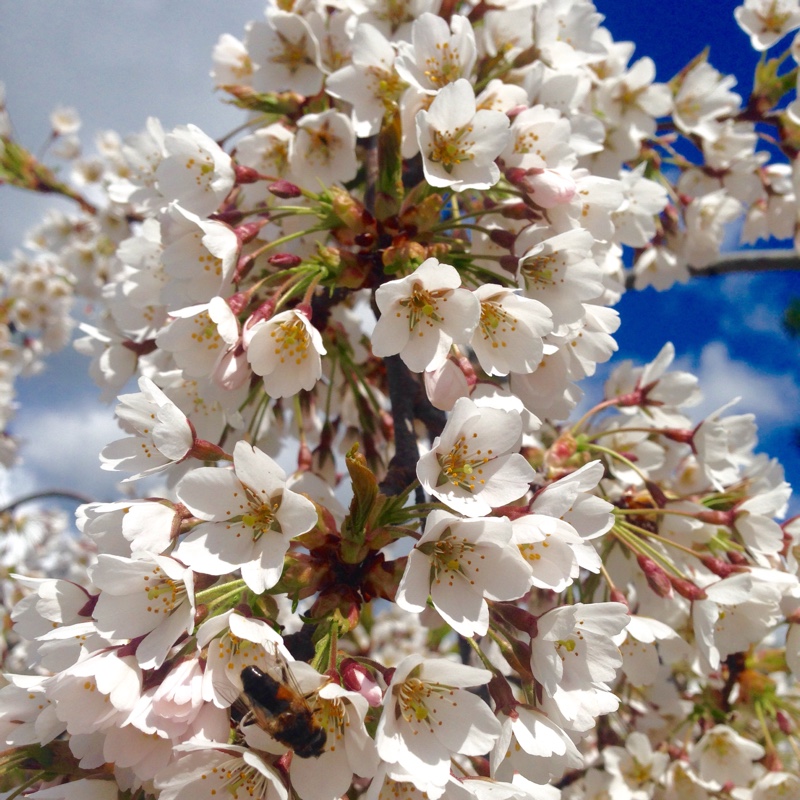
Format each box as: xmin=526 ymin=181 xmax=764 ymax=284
xmin=285 ymin=659 xmax=327 ymax=700
xmin=212 ymin=667 xmax=245 ymax=709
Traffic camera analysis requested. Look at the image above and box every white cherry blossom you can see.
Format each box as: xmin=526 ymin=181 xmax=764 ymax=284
xmin=249 ymin=10 xmax=323 ymax=97
xmin=290 ymin=109 xmax=358 ymax=190
xmin=396 ymin=510 xmax=531 ymax=636
xmin=325 ymin=24 xmax=405 ymax=138
xmin=246 ymin=308 xmax=327 ymax=398
xmin=470 ymin=284 xmax=552 ymax=376
xmin=690 ymin=724 xmax=765 ymax=789
xmin=373 ymin=257 xmax=480 ymax=372
xmin=89 ymin=553 xmax=196 ymax=669
xmin=416 ymin=396 xmax=535 ymax=517
xmin=735 ymin=0 xmax=800 ymax=50
xmin=156 ymin=296 xmax=240 ymax=379
xmin=173 ymin=441 xmax=318 ymax=593
xmin=100 ymin=376 xmax=193 ymax=481
xmin=159 ymin=202 xmax=239 ymax=309
xmin=154 ymin=745 xmax=288 ymax=800
xmin=289 ymin=682 xmax=380 ymax=800
xmin=395 ymin=14 xmax=477 ymax=92
xmin=416 ymin=79 xmax=510 ymax=191
xmin=516 ymin=227 xmax=605 ymax=328
xmin=375 ymin=654 xmax=500 ymax=796
xmin=155 ymin=124 xmax=235 ymax=217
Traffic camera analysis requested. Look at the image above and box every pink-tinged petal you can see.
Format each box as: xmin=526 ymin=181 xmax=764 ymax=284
xmin=152 ymin=404 xmax=193 ymax=460
xmin=430 ymin=575 xmax=488 ymax=636
xmin=175 ymin=468 xmax=244 ymax=520
xmin=232 ymin=441 xmax=286 ymax=494
xmin=437 ymin=289 xmax=480 ymax=342
xmin=433 ymin=690 xmax=500 ymax=755
xmin=173 ymin=520 xmax=255 ymax=575
xmin=291 ymin=746 xmax=353 ymax=800
xmin=401 ymin=324 xmax=453 ymax=373
xmin=396 ymin=549 xmax=433 ymax=613
xmin=371 ymin=306 xmax=412 ymax=357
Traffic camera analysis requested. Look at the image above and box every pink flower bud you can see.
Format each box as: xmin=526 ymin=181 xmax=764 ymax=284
xmin=268 ymin=179 xmax=302 ymax=198
xmin=234 ymin=164 xmax=261 ymax=184
xmin=268 ymin=252 xmax=303 ymax=268
xmin=637 ymin=555 xmax=673 ymax=597
xmin=341 ymin=659 xmax=383 ymax=707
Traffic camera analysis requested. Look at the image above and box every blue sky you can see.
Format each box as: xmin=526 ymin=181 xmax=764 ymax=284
xmin=0 ymin=1 xmax=798 ymax=513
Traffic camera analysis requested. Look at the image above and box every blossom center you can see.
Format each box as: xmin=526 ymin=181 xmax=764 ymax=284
xmin=143 ymin=568 xmax=182 ymax=615
xmin=270 ymin=317 xmax=311 ymax=366
xmin=398 ymin=677 xmax=433 ymax=722
xmin=429 ymin=533 xmax=478 ymax=585
xmin=519 ymin=253 xmax=556 ymax=289
xmin=438 ymin=434 xmax=492 ymax=492
xmin=428 ymin=126 xmax=475 ymax=174
xmin=269 ymin=31 xmax=314 ymax=75
xmin=424 ymin=44 xmax=463 ymax=87
xmin=304 ymin=120 xmax=340 ymax=163
xmin=479 ymin=301 xmax=517 ymax=349
xmin=241 ymin=491 xmax=281 ymax=538
xmin=398 ymin=282 xmax=446 ymax=330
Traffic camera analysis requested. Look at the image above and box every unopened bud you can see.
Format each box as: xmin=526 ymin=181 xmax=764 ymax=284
xmin=609 ymin=588 xmax=629 ymax=608
xmin=341 ymin=659 xmax=383 ymax=707
xmin=268 ymin=179 xmax=301 ymax=198
xmin=700 ymin=555 xmax=748 ymax=578
xmin=489 ymin=228 xmax=517 ymax=249
xmin=226 ymin=290 xmax=250 ymax=316
xmin=637 ymin=555 xmax=672 ymax=597
xmin=234 ymin=253 xmax=256 ymax=284
xmin=235 ymin=219 xmax=268 ymax=245
xmin=491 ymin=602 xmax=538 ymax=638
xmin=669 ymin=575 xmax=707 ymax=601
xmin=697 ymin=509 xmax=735 ymax=527
xmin=776 ymin=709 xmax=794 ymax=734
xmin=234 ymin=164 xmax=261 ymax=184
xmin=268 ymin=252 xmax=303 ymax=268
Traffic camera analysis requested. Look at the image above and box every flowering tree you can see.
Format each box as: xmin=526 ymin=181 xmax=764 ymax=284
xmin=2 ymin=1 xmax=800 ymax=799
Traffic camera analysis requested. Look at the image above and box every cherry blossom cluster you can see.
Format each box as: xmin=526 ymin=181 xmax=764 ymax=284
xmin=1 ymin=1 xmax=800 ymax=799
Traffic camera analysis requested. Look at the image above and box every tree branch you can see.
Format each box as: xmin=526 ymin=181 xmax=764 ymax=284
xmin=625 ymin=248 xmax=800 ymax=290
xmin=379 ymin=355 xmax=421 ymax=496
xmin=0 ymin=489 xmax=94 ymax=516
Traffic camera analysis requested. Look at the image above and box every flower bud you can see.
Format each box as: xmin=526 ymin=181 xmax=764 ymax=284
xmin=268 ymin=252 xmax=303 ymax=268
xmin=669 ymin=575 xmax=707 ymax=600
xmin=234 ymin=163 xmax=261 ymax=184
xmin=234 ymin=219 xmax=268 ymax=244
xmin=268 ymin=179 xmax=301 ymax=198
xmin=340 ymin=659 xmax=383 ymax=707
xmin=637 ymin=555 xmax=672 ymax=597
xmin=700 ymin=555 xmax=748 ymax=578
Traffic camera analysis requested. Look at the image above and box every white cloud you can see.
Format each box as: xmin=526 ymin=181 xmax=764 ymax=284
xmin=2 ymin=402 xmax=123 ymax=504
xmin=677 ymin=341 xmax=800 ymax=426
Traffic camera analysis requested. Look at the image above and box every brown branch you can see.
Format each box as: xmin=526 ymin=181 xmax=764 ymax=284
xmin=379 ymin=355 xmax=421 ymax=496
xmin=625 ymin=248 xmax=800 ymax=290
xmin=0 ymin=489 xmax=95 ymax=516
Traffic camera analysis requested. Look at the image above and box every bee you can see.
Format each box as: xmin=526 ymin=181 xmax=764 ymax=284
xmin=240 ymin=661 xmax=327 ymax=759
